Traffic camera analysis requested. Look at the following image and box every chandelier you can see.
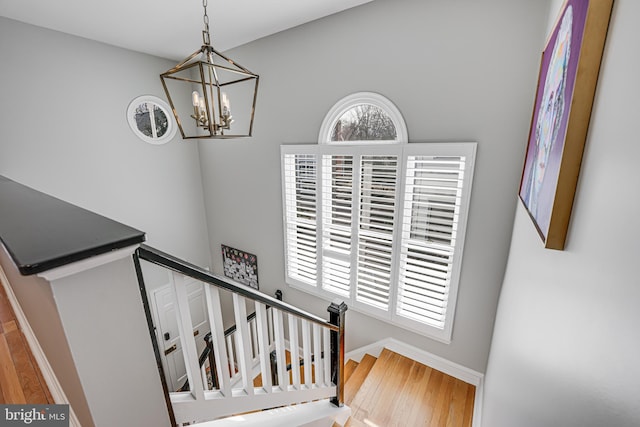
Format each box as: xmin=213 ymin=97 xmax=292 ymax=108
xmin=160 ymin=0 xmax=259 ymax=139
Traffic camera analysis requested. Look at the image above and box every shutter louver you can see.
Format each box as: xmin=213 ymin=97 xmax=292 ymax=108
xmin=321 ymin=155 xmax=353 ymax=297
xmin=283 ymin=153 xmax=318 ymax=285
xmin=397 ymin=155 xmax=466 ymax=328
xmin=282 ymin=142 xmax=475 ymax=343
xmin=356 ymin=155 xmax=398 ymax=310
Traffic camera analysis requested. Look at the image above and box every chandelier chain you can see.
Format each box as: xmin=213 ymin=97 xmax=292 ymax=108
xmin=202 ymin=0 xmax=211 ymax=45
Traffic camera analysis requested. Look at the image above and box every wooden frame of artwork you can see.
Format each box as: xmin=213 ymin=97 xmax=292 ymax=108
xmin=519 ymin=0 xmax=613 ymax=250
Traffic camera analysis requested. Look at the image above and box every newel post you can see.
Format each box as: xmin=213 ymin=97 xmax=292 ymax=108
xmin=328 ymin=300 xmax=348 ymax=407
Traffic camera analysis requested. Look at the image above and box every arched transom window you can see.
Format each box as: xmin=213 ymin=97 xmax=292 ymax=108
xmin=318 ymin=92 xmax=408 ymax=144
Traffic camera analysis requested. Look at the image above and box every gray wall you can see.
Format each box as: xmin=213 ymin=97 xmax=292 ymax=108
xmin=0 ymin=17 xmax=212 ymax=273
xmin=198 ymin=0 xmax=549 ymax=373
xmin=50 ymin=257 xmax=170 ymax=427
xmin=482 ymin=0 xmax=640 ymax=425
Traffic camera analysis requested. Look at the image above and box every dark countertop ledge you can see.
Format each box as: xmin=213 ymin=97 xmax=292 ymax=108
xmin=0 ymin=175 xmax=145 ymax=276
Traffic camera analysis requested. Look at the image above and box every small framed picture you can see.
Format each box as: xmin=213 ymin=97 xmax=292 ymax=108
xmin=221 ymin=244 xmax=259 ymax=289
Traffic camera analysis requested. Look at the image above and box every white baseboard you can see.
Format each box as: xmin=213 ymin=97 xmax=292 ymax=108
xmin=0 ymin=267 xmax=82 ymax=427
xmin=345 ymin=337 xmax=484 ymax=427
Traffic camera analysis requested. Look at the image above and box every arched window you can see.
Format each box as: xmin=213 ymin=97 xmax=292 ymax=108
xmin=281 ymin=92 xmax=476 ymax=344
xmin=318 ymin=92 xmax=408 ymax=144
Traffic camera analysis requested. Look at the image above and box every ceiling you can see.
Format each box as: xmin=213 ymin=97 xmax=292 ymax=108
xmin=0 ymin=0 xmax=373 ymax=60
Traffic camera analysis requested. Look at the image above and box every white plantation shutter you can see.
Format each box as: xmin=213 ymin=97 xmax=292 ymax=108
xmin=397 ymin=155 xmax=466 ymax=328
xmin=281 ymin=143 xmax=475 ymax=342
xmin=283 ymin=152 xmax=318 ymax=285
xmin=356 ymin=155 xmax=398 ymax=310
xmin=321 ymin=154 xmax=354 ymax=297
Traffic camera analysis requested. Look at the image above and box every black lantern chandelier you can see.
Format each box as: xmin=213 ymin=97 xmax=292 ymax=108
xmin=160 ymin=0 xmax=259 ymax=139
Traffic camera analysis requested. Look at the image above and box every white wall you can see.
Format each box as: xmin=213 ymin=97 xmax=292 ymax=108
xmin=482 ymin=1 xmax=640 ymax=425
xmin=0 ymin=17 xmax=212 ymax=274
xmin=198 ymin=0 xmax=549 ymax=372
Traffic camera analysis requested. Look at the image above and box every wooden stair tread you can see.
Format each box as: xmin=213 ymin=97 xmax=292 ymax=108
xmin=343 ymin=417 xmax=367 ymax=427
xmin=336 ymin=417 xmax=368 ymax=427
xmin=346 ymin=348 xmax=475 ymax=427
xmin=344 ymin=359 xmax=358 ymax=384
xmin=344 ymin=353 xmax=376 ymax=405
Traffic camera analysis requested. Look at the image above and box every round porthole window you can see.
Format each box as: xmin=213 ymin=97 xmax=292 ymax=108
xmin=127 ymin=95 xmax=177 ymax=144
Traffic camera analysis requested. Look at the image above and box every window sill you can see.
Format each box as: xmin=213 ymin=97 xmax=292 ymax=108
xmin=286 ymin=280 xmax=452 ymax=345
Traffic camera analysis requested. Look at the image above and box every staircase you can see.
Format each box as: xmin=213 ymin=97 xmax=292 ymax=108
xmin=339 ymin=348 xmax=475 ymax=427
xmin=135 ymin=245 xmax=348 ymax=426
xmin=135 ymin=245 xmax=476 ymax=427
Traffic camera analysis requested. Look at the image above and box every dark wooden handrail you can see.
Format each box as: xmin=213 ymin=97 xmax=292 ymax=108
xmin=137 ymin=244 xmax=338 ymax=331
xmin=135 ymin=244 xmax=347 ymax=409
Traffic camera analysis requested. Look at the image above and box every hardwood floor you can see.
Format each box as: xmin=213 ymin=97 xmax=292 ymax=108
xmin=0 ymin=279 xmax=53 ymax=404
xmin=343 ymin=349 xmax=474 ymax=427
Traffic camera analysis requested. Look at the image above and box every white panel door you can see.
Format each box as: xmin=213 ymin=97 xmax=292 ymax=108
xmin=152 ymin=278 xmax=210 ymax=392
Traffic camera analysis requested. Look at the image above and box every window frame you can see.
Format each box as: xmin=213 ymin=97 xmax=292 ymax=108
xmin=126 ymin=95 xmax=177 ymax=144
xmin=280 ymin=142 xmax=476 ymax=343
xmin=318 ymin=92 xmax=408 ymax=145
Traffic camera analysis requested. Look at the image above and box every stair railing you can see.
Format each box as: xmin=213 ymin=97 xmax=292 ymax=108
xmin=133 ymin=245 xmax=347 ymax=425
xmin=181 ymin=295 xmax=282 ymax=393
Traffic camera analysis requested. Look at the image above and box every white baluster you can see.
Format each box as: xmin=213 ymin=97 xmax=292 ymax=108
xmin=226 ymin=335 xmax=236 ymax=379
xmin=204 ymin=285 xmax=231 ymax=396
xmin=301 ymin=319 xmax=312 ymax=389
xmin=233 ymin=294 xmax=255 ymax=396
xmin=272 ymin=308 xmax=288 ymax=390
xmin=288 ymin=314 xmax=301 ymax=390
xmin=171 ymin=272 xmax=204 ymax=400
xmin=313 ymin=323 xmax=324 ymax=387
xmin=250 ymin=317 xmax=259 ymax=360
xmin=323 ymin=327 xmax=331 ymax=386
xmin=255 ymin=302 xmax=272 ymax=393
xmin=267 ymin=307 xmax=274 ymax=345
xmin=201 ymin=363 xmax=209 ymax=390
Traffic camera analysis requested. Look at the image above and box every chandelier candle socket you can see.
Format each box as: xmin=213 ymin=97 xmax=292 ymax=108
xmin=160 ymin=0 xmax=259 ymax=139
